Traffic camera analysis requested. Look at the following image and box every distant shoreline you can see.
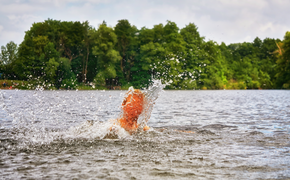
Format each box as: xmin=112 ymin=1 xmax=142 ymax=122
xmin=0 ymin=87 xmax=286 ymax=91
xmin=0 ymin=79 xmax=286 ymax=91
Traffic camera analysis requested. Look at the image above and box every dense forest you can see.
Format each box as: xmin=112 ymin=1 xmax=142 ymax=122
xmin=0 ymin=19 xmax=289 ymax=90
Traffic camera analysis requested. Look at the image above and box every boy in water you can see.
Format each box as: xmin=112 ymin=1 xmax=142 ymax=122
xmin=112 ymin=86 xmax=193 ymax=135
xmin=117 ymin=88 xmax=149 ymax=134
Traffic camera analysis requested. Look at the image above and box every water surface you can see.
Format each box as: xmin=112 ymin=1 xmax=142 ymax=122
xmin=0 ymin=90 xmax=289 ymax=179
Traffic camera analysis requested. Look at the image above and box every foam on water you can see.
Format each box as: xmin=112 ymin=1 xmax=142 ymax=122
xmin=138 ymin=80 xmax=164 ymax=129
xmin=67 ymin=79 xmax=164 ymax=140
xmin=0 ymin=80 xmax=164 ymax=145
xmin=69 ymin=120 xmax=130 ymax=139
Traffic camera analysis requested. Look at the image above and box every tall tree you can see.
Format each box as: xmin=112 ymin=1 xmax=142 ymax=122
xmin=92 ymin=23 xmax=121 ymax=86
xmin=180 ymin=23 xmax=205 ymax=89
xmin=0 ymin=41 xmax=18 ymax=79
xmin=275 ymin=31 xmax=290 ymax=88
xmin=114 ymin=19 xmax=138 ymax=83
xmin=81 ymin=21 xmax=93 ymax=83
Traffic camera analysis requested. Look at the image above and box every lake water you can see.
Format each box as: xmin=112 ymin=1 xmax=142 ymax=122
xmin=0 ymin=89 xmax=290 ymax=179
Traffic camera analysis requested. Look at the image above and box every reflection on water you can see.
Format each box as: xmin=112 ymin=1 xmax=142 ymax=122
xmin=0 ymin=89 xmax=290 ymax=179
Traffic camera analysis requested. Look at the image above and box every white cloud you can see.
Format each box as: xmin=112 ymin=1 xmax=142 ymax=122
xmin=0 ymin=30 xmax=24 ymax=46
xmin=260 ymin=22 xmax=274 ymax=32
xmin=219 ymin=0 xmax=268 ymax=9
xmin=0 ymin=3 xmax=46 ymax=14
xmin=0 ymin=0 xmax=289 ymax=46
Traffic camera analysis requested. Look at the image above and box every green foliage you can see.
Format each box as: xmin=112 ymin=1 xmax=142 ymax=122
xmin=275 ymin=31 xmax=290 ymax=89
xmin=1 ymin=41 xmax=18 ymax=65
xmin=44 ymin=58 xmax=59 ymax=82
xmin=92 ymin=24 xmax=121 ymax=86
xmin=0 ymin=19 xmax=288 ymax=90
xmin=60 ymin=76 xmax=77 ymax=89
xmin=0 ymin=41 xmax=18 ymax=79
xmin=114 ymin=20 xmax=139 ymax=85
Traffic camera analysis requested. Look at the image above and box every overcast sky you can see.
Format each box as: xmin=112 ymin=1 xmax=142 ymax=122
xmin=0 ymin=0 xmax=289 ymax=46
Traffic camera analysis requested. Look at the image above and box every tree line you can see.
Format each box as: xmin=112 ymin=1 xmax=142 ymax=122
xmin=0 ymin=19 xmax=289 ymax=90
